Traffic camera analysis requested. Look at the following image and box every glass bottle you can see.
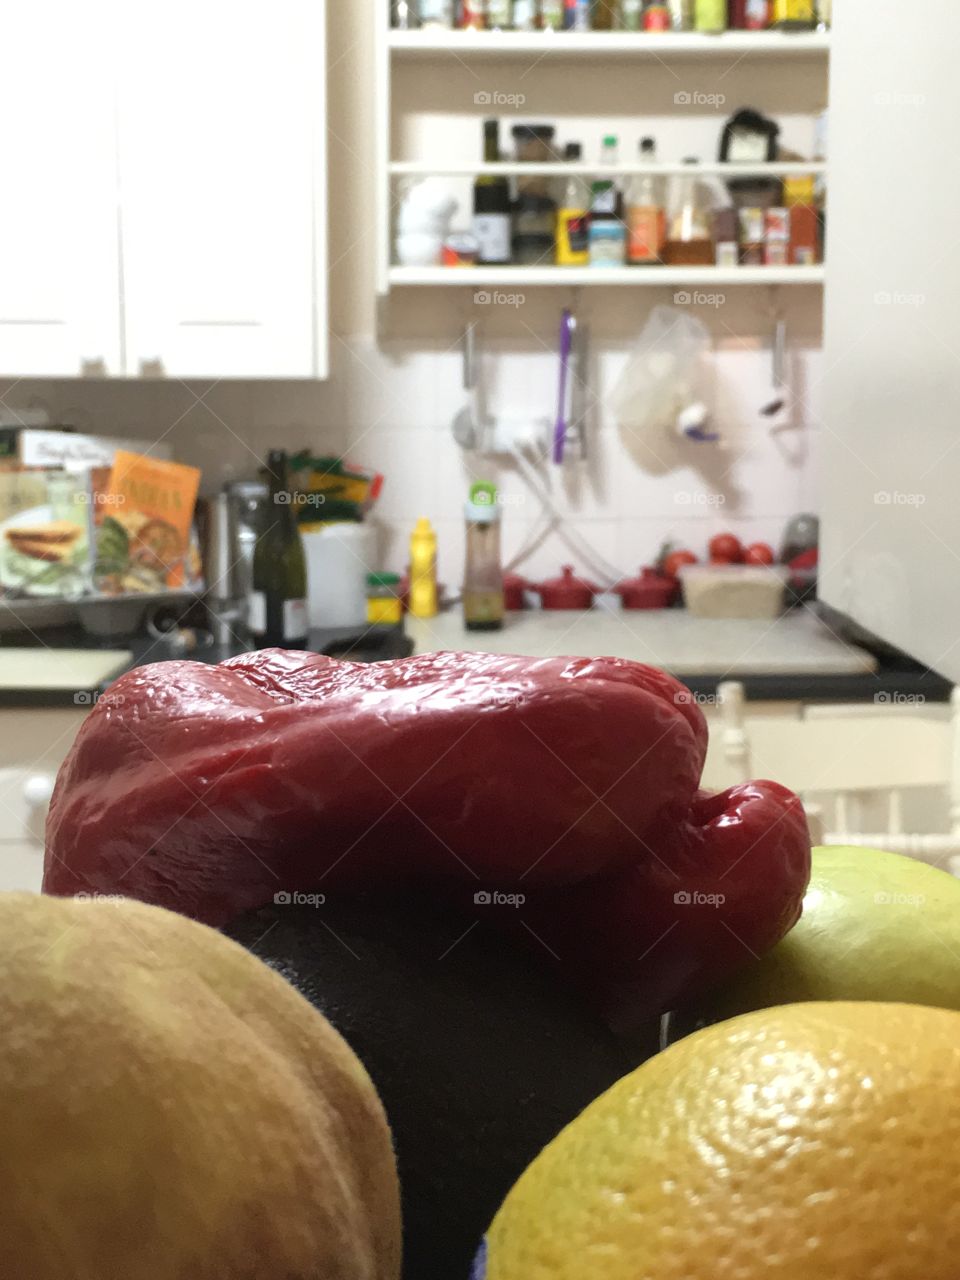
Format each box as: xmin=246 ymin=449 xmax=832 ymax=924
xmin=463 ymin=484 xmax=504 ymax=631
xmin=556 ymin=141 xmax=590 ymax=266
xmin=694 ymin=0 xmax=727 ymax=31
xmin=250 ymin=450 xmax=308 ymax=649
xmin=588 ymin=135 xmax=626 ymax=267
xmin=626 ymin=136 xmax=665 ymax=265
xmin=590 ymin=0 xmax=621 ymax=28
xmin=474 ymin=119 xmax=512 ymax=264
xmin=663 ymin=158 xmax=714 ymax=266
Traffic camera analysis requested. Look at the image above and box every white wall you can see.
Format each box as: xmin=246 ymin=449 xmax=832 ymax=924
xmin=0 ymin=3 xmax=826 ymax=593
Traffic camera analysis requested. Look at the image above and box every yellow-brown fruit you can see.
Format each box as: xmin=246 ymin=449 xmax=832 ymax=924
xmin=0 ymin=892 xmax=400 ymax=1280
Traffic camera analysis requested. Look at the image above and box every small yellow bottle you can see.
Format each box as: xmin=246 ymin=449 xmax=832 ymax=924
xmin=409 ymin=517 xmax=439 ymax=618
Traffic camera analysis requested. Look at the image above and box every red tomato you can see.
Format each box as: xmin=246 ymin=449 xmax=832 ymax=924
xmin=744 ymin=542 xmax=775 ymax=566
xmin=663 ymin=549 xmax=698 ymax=579
xmin=708 ymin=533 xmax=743 ymax=565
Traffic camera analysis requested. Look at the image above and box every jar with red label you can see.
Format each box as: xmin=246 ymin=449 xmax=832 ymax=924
xmin=642 ymin=1 xmax=672 ymax=28
xmin=729 ymin=0 xmax=768 ymax=27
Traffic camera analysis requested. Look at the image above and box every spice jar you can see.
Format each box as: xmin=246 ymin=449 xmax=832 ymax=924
xmin=512 ymin=124 xmax=556 ymax=197
xmin=366 ymin=573 xmax=403 ymax=626
xmin=512 ymin=193 xmax=557 ymax=264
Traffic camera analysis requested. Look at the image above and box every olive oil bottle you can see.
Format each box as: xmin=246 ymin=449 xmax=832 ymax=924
xmin=250 ymin=449 xmax=308 ymax=649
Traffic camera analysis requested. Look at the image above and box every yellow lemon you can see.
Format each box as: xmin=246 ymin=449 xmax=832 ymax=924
xmin=481 ymin=1002 xmax=960 ymax=1280
xmin=0 ymin=892 xmax=400 ymax=1279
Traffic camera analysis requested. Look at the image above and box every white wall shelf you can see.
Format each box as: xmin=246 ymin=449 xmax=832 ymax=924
xmin=388 ymin=29 xmax=831 ymax=59
xmin=389 ymin=161 xmax=827 ymax=178
xmin=389 ymin=265 xmax=825 ymax=287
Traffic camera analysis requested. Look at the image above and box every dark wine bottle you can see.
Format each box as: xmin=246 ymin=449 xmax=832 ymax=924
xmin=249 ymin=450 xmax=308 ymax=649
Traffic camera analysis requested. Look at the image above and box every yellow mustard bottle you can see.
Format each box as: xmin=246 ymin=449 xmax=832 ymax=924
xmin=409 ymin=517 xmax=439 ymax=618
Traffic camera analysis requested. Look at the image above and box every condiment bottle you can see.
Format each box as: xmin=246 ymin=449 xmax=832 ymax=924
xmin=588 ymin=135 xmax=626 ymax=267
xmin=642 ymin=1 xmax=672 ymax=29
xmin=457 ymin=0 xmax=487 ymax=28
xmin=694 ymin=0 xmax=727 ymax=31
xmin=486 ymin=0 xmax=516 ymax=27
xmin=409 ymin=517 xmax=439 ymax=618
xmin=463 ymin=482 xmax=504 ymax=632
xmin=770 ymin=0 xmax=814 ymax=28
xmin=729 ymin=0 xmax=768 ymax=25
xmin=562 ymin=0 xmax=591 ymax=29
xmin=556 ymin=142 xmax=590 ymax=266
xmin=250 ymin=449 xmax=308 ymax=650
xmin=474 ymin=120 xmax=512 ymax=265
xmin=626 ymin=137 xmax=665 ymax=265
xmin=663 ymin=158 xmax=714 ymax=266
xmin=590 ymin=0 xmax=620 ymax=28
xmin=366 ymin=573 xmax=404 ymax=627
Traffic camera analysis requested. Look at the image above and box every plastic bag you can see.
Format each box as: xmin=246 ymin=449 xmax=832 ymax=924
xmin=610 ymin=306 xmax=712 ymax=440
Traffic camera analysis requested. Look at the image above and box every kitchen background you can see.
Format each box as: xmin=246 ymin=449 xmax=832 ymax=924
xmin=0 ymin=2 xmax=825 ymax=590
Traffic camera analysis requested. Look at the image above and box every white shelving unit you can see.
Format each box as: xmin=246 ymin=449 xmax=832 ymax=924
xmin=389 ymin=264 xmax=825 ymax=287
xmin=375 ymin=8 xmax=830 ymax=296
xmin=388 ymin=29 xmax=831 ymax=58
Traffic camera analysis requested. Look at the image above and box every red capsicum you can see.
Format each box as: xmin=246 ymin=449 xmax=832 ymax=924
xmin=43 ymin=649 xmax=810 ymax=1029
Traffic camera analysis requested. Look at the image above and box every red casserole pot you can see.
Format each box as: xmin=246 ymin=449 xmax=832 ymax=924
xmin=534 ymin=565 xmax=599 ymax=610
xmin=615 ymin=566 xmax=677 ymax=610
xmin=503 ymin=572 xmax=530 ymax=611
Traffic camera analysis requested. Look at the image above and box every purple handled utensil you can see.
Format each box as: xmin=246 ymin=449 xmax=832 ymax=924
xmin=553 ymin=308 xmax=573 ymax=465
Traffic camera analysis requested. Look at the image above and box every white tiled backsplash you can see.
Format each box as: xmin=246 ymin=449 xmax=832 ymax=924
xmin=0 ymin=328 xmax=820 ymax=594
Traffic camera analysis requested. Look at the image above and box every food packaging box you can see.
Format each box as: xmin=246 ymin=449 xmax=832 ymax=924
xmin=764 ymin=207 xmax=791 ymax=242
xmin=764 ymin=241 xmax=789 ymax=266
xmin=95 ymin=452 xmax=202 ymax=593
xmin=738 ymin=207 xmax=766 ymax=242
xmin=783 ymin=175 xmax=816 ymax=207
xmin=679 ymin=564 xmax=788 ymax=620
xmin=789 ymin=204 xmax=819 ymax=265
xmin=0 ymin=469 xmax=91 ymax=598
xmin=0 ymin=427 xmax=171 ymax=471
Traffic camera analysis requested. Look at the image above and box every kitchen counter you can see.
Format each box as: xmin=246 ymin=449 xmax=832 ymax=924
xmin=405 ymin=607 xmax=950 ymax=703
xmin=407 ymin=607 xmax=875 ymax=674
xmin=0 ymin=607 xmax=951 ymax=708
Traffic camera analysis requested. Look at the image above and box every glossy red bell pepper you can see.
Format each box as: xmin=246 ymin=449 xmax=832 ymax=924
xmin=44 ymin=649 xmax=810 ymax=1027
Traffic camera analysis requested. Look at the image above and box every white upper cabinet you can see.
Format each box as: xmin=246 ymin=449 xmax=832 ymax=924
xmin=116 ymin=1 xmax=328 ymax=379
xmin=0 ymin=2 xmax=327 ymax=381
xmin=820 ymin=0 xmax=960 ymax=678
xmin=0 ymin=6 xmax=122 ymax=377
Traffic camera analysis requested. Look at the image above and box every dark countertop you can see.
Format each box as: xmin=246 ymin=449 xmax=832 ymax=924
xmin=0 ymin=608 xmax=952 ymax=710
